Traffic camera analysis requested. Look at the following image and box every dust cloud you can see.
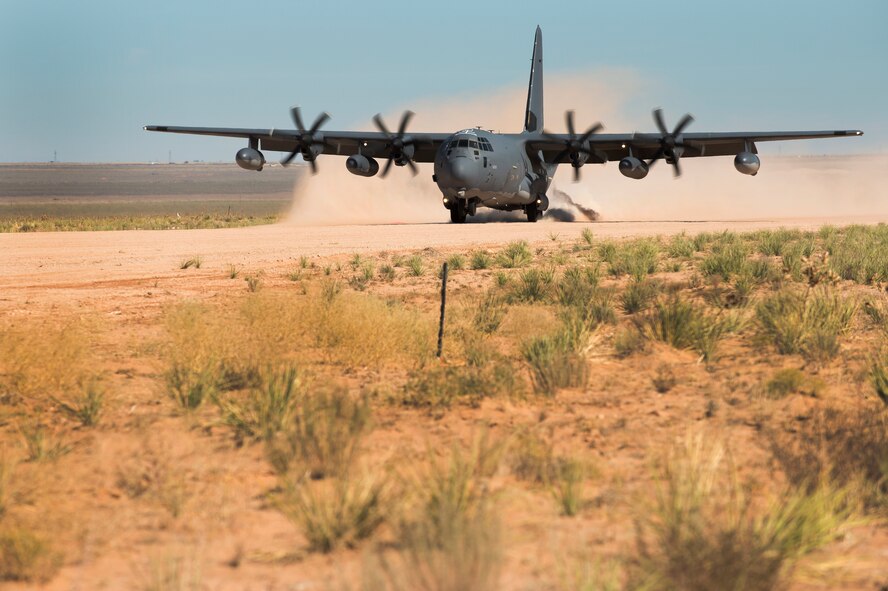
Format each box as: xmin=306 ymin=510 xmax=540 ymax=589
xmin=286 ymin=70 xmax=886 ymax=225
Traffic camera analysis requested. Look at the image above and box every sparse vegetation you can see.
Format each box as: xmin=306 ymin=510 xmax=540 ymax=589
xmin=179 ymin=256 xmax=202 ymax=269
xmin=470 ymin=250 xmax=492 ymax=270
xmin=497 ymin=240 xmax=533 ymax=268
xmin=406 ymin=255 xmax=425 ymax=277
xmin=637 ymin=295 xmax=727 ymax=361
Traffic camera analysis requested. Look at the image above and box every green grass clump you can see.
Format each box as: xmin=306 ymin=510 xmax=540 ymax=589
xmin=496 ymin=240 xmax=533 ymax=268
xmin=470 ymin=250 xmax=492 ymax=270
xmin=555 ymin=265 xmax=600 ymax=308
xmin=637 ymin=295 xmax=727 ymax=361
xmin=755 ymin=287 xmax=856 ymax=361
xmin=551 ymin=457 xmax=586 ymax=517
xmin=825 ymin=224 xmax=888 ymax=285
xmin=756 ymin=228 xmax=802 ymax=256
xmin=510 ymin=267 xmax=554 ymax=303
xmin=619 ymin=280 xmax=659 ymax=315
xmin=614 ymin=327 xmax=646 ymax=358
xmin=378 ymin=264 xmax=396 ymax=282
xmin=699 ymin=242 xmax=749 ymax=280
xmin=406 ymin=255 xmax=425 ymax=277
xmin=446 ymin=254 xmax=465 ymax=271
xmin=609 ymin=239 xmax=659 ymax=281
xmin=521 ymin=330 xmax=588 ymax=396
xmin=667 ymin=232 xmax=695 ymax=259
xmin=580 ymin=227 xmax=594 ymax=247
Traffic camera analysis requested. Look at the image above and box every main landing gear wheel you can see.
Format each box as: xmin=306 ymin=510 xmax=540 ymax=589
xmin=526 ymin=203 xmax=540 ymax=223
xmin=450 ymin=199 xmax=467 ymax=224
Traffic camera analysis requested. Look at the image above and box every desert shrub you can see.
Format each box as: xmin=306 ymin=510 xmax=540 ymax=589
xmin=769 ymin=405 xmax=888 ymax=513
xmin=873 ymin=348 xmax=888 ymax=406
xmin=522 ymin=332 xmax=588 ymax=396
xmin=756 ymin=228 xmax=801 ymax=256
xmin=755 ymin=287 xmax=856 ymax=361
xmin=667 ymin=232 xmax=695 ymax=259
xmin=446 ymin=254 xmax=465 ymax=271
xmin=20 ymin=424 xmax=71 ymax=462
xmin=266 ymin=387 xmax=372 ymax=479
xmin=651 ymin=364 xmax=677 ymax=394
xmin=473 ymin=292 xmax=506 ymax=335
xmin=765 ymin=368 xmax=824 ymax=399
xmin=0 ymin=319 xmax=96 ymax=406
xmin=781 ymin=243 xmax=805 ymax=282
xmin=749 ymin=258 xmax=782 ymax=284
xmin=580 ymin=227 xmax=594 ymax=247
xmin=216 ymin=365 xmax=303 ymax=443
xmin=386 ymin=440 xmax=504 ymax=591
xmin=556 ymin=265 xmax=599 ymax=307
xmin=378 ymin=264 xmax=396 ymax=282
xmin=401 ymin=360 xmax=520 ymax=410
xmin=56 ymin=379 xmax=104 ymax=427
xmin=0 ymin=528 xmax=62 ymax=583
xmin=619 ymin=280 xmax=658 ymax=314
xmin=510 ymin=429 xmax=557 ymax=484
xmin=630 ymin=433 xmax=854 ymax=591
xmin=862 ymin=297 xmax=888 ymax=334
xmin=179 ymin=256 xmax=201 ymax=269
xmin=637 ymin=295 xmax=727 ymax=361
xmin=825 ymin=224 xmax=888 ymax=284
xmin=614 ymin=327 xmax=646 ymax=358
xmin=406 ymin=255 xmax=425 ymax=277
xmin=277 ymin=471 xmax=391 ymax=553
xmin=511 ymin=267 xmax=554 ymax=303
xmin=497 ymin=240 xmax=533 ymax=268
xmin=699 ymin=242 xmax=749 ymax=280
xmin=470 ymin=250 xmax=492 ymax=270
xmin=551 ymin=457 xmax=586 ymax=517
xmin=609 ymin=239 xmax=659 ymax=281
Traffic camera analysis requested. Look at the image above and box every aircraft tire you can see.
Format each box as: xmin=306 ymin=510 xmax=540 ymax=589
xmin=450 ymin=201 xmax=467 ymax=223
xmin=526 ymin=204 xmax=539 ymax=223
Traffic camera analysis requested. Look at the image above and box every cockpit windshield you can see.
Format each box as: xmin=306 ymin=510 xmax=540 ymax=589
xmin=448 ymin=136 xmax=493 ymax=152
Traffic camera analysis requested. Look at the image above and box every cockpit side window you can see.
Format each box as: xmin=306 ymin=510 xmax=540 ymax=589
xmin=469 ymin=141 xmax=478 ymax=149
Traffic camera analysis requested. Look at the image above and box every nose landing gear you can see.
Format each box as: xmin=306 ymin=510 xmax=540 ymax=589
xmin=450 ymin=198 xmax=467 ymax=223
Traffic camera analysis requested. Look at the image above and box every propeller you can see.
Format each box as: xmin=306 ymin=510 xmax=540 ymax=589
xmin=647 ymin=108 xmax=694 ymax=177
xmin=373 ymin=110 xmax=418 ymax=176
xmin=281 ymin=107 xmax=330 ymax=173
xmin=543 ymin=111 xmax=603 ymax=181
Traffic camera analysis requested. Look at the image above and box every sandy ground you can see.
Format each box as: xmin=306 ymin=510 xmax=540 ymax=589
xmin=3 ymin=216 xmax=886 ymax=289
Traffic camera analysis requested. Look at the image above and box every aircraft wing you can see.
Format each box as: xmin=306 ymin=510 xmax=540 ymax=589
xmin=528 ymin=129 xmax=864 ymax=163
xmin=143 ymin=125 xmax=452 ymax=163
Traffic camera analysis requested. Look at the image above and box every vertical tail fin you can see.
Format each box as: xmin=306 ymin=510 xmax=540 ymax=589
xmin=523 ymin=26 xmax=544 ymax=133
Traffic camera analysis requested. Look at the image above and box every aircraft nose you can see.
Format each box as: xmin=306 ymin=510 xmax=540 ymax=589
xmin=447 ymin=156 xmax=477 ymax=186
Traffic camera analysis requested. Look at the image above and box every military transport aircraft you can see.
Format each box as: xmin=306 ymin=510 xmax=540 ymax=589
xmin=144 ymin=27 xmax=862 ymax=223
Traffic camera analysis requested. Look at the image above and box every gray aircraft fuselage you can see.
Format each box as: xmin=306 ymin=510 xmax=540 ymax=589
xmin=434 ymin=129 xmax=550 ymax=215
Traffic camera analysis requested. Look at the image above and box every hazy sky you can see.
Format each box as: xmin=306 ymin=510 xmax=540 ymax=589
xmin=1 ymin=0 xmax=885 ymax=162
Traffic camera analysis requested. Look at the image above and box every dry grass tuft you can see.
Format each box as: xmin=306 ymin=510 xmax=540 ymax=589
xmin=0 ymin=528 xmax=63 ymax=583
xmin=631 ymin=432 xmax=855 ymax=591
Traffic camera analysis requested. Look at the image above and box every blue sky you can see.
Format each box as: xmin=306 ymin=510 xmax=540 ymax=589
xmin=1 ymin=0 xmax=884 ymax=162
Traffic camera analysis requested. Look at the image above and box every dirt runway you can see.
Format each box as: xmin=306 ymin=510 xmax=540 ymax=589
xmin=2 ymin=215 xmax=886 ymax=288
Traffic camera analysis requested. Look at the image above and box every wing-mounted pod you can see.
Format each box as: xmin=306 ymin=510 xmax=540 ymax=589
xmin=346 ymin=154 xmax=380 ymax=177
xmin=618 ymin=156 xmax=649 ymax=180
xmin=734 ymin=141 xmax=761 ymax=176
xmin=236 ymin=137 xmax=265 ymax=171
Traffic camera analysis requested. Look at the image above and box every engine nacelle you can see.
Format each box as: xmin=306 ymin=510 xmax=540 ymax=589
xmin=346 ymin=154 xmax=380 ymax=177
xmin=235 ymin=147 xmax=265 ymax=171
xmin=734 ymin=152 xmax=761 ymax=176
xmin=619 ymin=156 xmax=649 ymax=180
